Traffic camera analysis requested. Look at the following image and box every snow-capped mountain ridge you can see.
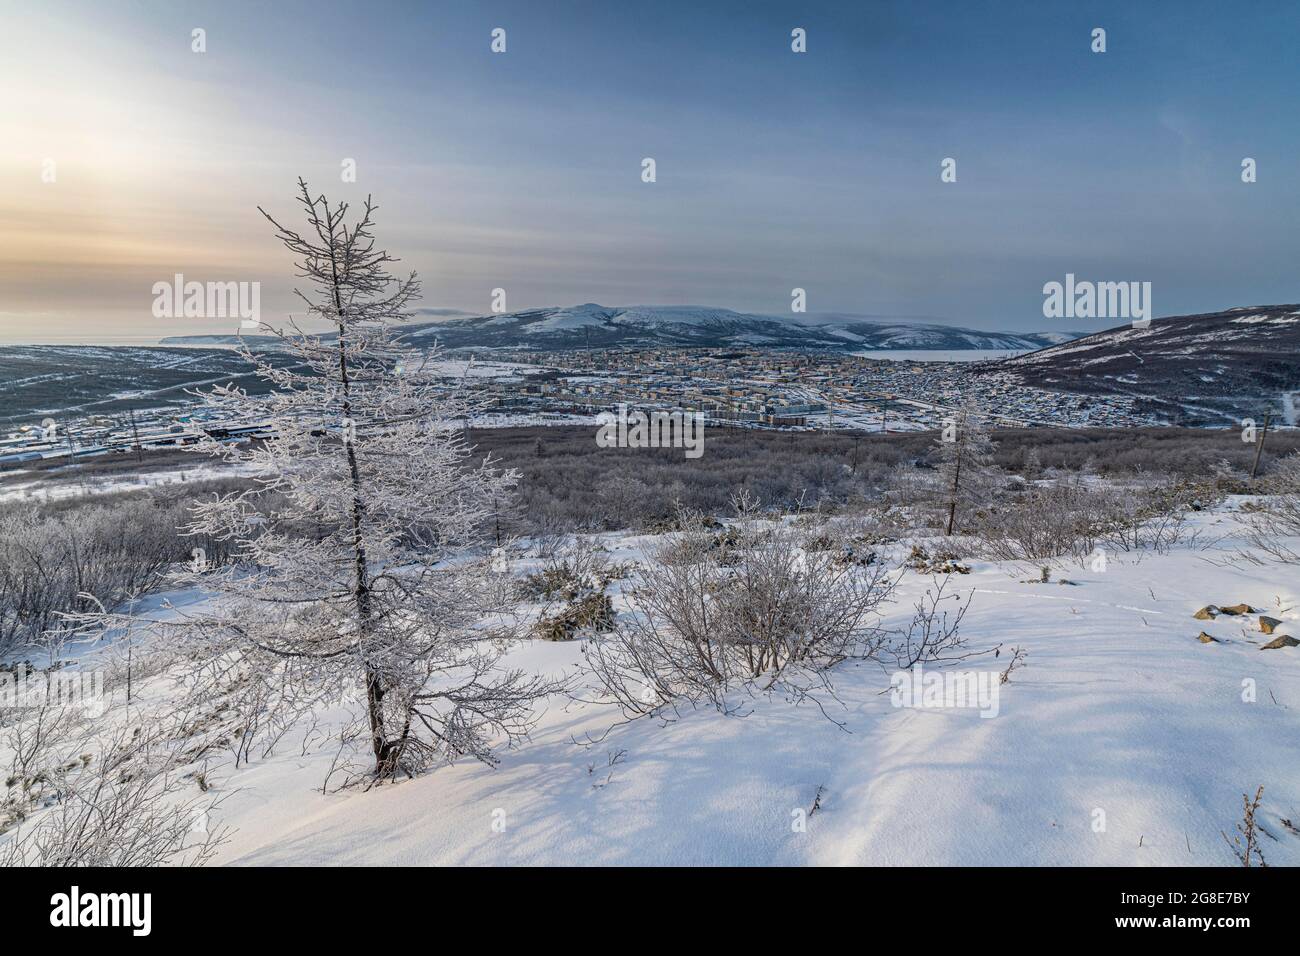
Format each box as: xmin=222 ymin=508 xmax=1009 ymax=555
xmin=397 ymin=303 xmax=1079 ymax=351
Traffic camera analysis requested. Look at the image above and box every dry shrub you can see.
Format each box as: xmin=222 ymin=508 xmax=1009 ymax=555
xmin=0 ymin=499 xmax=204 ymax=655
xmin=534 ymin=593 xmax=616 ymax=641
xmin=1237 ymin=451 xmax=1300 ymax=566
xmin=524 ymin=538 xmax=621 ymax=640
xmin=904 ymin=545 xmax=970 ymax=574
xmin=585 ymin=495 xmax=970 ymax=717
xmin=966 ymin=474 xmax=1203 ymax=562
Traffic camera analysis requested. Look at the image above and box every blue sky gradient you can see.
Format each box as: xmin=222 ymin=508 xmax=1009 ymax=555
xmin=2 ymin=0 xmax=1297 ymax=341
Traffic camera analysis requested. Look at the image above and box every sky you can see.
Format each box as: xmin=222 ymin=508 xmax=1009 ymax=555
xmin=1 ymin=0 xmax=1298 ymax=343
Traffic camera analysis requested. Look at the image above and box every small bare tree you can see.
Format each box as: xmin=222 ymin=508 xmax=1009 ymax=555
xmin=935 ymin=409 xmax=997 ymax=536
xmin=83 ymin=181 xmax=559 ymax=780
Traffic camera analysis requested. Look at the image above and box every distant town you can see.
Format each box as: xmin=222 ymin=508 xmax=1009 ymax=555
xmin=0 ymin=347 xmax=1156 ymax=470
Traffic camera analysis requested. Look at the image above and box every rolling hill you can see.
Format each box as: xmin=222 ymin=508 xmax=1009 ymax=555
xmin=993 ymin=305 xmax=1300 ymax=426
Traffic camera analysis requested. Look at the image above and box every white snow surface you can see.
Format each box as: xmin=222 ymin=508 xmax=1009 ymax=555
xmin=0 ymin=464 xmax=256 ymax=504
xmin=6 ymin=503 xmax=1299 ymax=867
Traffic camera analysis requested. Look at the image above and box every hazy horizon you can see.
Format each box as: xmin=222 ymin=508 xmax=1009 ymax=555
xmin=3 ymin=0 xmax=1299 ymax=345
xmin=0 ymin=302 xmax=1079 ymax=348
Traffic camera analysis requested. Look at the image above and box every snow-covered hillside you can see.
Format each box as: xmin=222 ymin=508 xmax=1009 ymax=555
xmin=9 ymin=499 xmax=1295 ymax=867
xmin=995 ymin=305 xmax=1300 ymax=425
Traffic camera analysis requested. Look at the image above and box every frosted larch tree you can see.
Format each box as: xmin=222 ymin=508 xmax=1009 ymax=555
xmin=936 ymin=409 xmax=997 ymax=535
xmin=152 ymin=180 xmax=554 ymax=779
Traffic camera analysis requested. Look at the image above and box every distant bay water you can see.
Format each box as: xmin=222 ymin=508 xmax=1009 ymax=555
xmin=853 ymin=349 xmax=1027 ymax=362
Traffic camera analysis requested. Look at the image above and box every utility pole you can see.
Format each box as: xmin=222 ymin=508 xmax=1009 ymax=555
xmin=1249 ymin=412 xmax=1272 ymax=482
xmin=62 ymin=425 xmax=86 ymax=493
xmin=129 ymin=409 xmax=144 ymax=463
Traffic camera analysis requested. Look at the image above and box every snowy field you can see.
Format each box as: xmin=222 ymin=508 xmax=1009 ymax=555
xmin=0 ymin=463 xmax=254 ymax=504
xmin=425 ymin=358 xmax=546 ymax=380
xmin=5 ymin=499 xmax=1295 ymax=867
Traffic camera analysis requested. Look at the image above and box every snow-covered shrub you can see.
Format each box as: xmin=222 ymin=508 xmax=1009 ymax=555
xmin=0 ymin=496 xmax=231 ymax=657
xmin=518 ymin=565 xmax=583 ymax=602
xmin=476 ymin=426 xmax=1300 ymax=537
xmin=517 ymin=538 xmax=616 ymax=601
xmin=522 ymin=540 xmax=620 ymax=640
xmin=904 ymin=545 xmax=969 ymax=574
xmin=1238 ymin=451 xmax=1300 ymax=565
xmin=655 ymin=520 xmax=744 ymax=567
xmin=584 ymin=499 xmax=969 ymax=717
xmin=966 ymin=478 xmax=1103 ymax=562
xmin=1096 ymin=477 xmax=1214 ymax=553
xmin=968 ymin=474 xmax=1199 ymax=562
xmin=800 ymin=513 xmax=890 ymax=566
xmin=534 ymin=592 xmax=616 ymax=641
xmin=1 ymin=705 xmax=224 ymax=867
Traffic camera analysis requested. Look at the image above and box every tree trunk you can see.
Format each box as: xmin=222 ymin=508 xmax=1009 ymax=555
xmin=326 ymin=248 xmax=388 ymax=776
xmin=946 ymin=433 xmax=964 ymax=536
